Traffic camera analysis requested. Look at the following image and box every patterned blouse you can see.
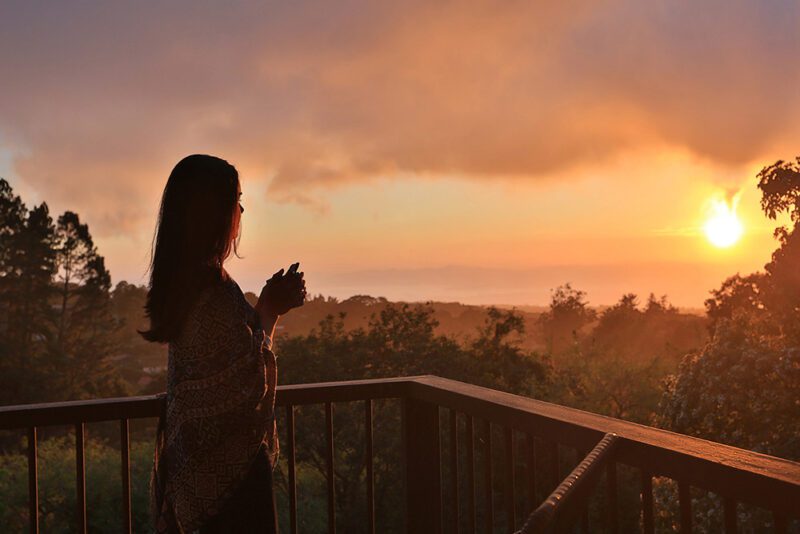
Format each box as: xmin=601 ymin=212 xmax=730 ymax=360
xmin=150 ymin=275 xmax=279 ymax=533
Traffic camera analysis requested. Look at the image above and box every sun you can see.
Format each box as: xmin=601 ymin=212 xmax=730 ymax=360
xmin=704 ymin=195 xmax=743 ymax=248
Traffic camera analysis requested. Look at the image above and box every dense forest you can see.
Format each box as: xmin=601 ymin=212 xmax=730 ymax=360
xmin=1 ymin=157 xmax=799 ymax=531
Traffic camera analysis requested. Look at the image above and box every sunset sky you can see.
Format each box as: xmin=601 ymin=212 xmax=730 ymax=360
xmin=2 ymin=1 xmax=799 ymax=306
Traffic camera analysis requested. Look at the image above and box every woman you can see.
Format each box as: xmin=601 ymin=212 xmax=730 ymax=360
xmin=142 ymin=154 xmax=305 ymax=533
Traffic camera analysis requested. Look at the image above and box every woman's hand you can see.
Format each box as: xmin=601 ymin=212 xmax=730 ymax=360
xmin=256 ymin=262 xmax=306 ymax=323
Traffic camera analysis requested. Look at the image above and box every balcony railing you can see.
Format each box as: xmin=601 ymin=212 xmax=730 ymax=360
xmin=1 ymin=375 xmax=799 ymax=533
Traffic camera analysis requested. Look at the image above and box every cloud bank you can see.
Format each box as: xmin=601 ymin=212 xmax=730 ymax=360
xmin=1 ymin=0 xmax=798 ymax=234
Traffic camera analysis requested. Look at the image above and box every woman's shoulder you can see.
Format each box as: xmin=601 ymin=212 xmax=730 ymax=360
xmin=175 ymin=277 xmax=248 ymax=340
xmin=194 ymin=276 xmax=246 ymax=315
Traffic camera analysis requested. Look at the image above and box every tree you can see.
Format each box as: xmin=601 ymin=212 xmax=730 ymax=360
xmin=661 ymin=315 xmax=800 ymax=459
xmin=468 ymin=307 xmax=549 ymax=396
xmin=54 ymin=212 xmax=97 ymax=344
xmin=0 ymin=179 xmax=27 ymax=298
xmin=46 ymin=212 xmax=128 ymax=400
xmin=644 ymin=293 xmax=677 ymax=316
xmin=757 ymin=157 xmax=800 ymax=222
xmin=365 ymin=302 xmax=466 ymax=378
xmin=0 ymin=189 xmax=58 ymax=404
xmin=591 ymin=293 xmax=641 ymax=355
xmin=0 ymin=181 xmax=127 ymax=404
xmin=3 ymin=204 xmax=58 ymax=349
xmin=704 ymin=273 xmax=768 ymax=335
xmin=756 ymin=158 xmax=800 ymax=343
xmin=110 ymin=282 xmax=168 ymax=393
xmin=538 ymin=283 xmax=596 ymax=356
xmin=0 ymin=179 xmax=26 ymax=400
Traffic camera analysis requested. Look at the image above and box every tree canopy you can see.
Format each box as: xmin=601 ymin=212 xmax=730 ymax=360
xmin=0 ymin=179 xmax=127 ymax=404
xmin=661 ymin=156 xmax=800 ymax=462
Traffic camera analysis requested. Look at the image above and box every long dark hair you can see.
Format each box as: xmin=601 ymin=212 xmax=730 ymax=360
xmin=140 ymin=154 xmax=240 ymax=343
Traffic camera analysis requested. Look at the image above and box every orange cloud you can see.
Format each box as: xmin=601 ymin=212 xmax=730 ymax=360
xmin=0 ymin=0 xmax=798 ymax=234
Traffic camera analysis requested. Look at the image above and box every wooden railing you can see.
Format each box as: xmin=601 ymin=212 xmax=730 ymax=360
xmin=1 ymin=375 xmax=799 ymax=533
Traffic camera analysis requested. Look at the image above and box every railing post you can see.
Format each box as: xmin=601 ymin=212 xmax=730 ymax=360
xmin=466 ymin=416 xmax=476 ymax=533
xmin=76 ymin=422 xmax=87 ymax=533
xmin=325 ymin=402 xmax=336 ymax=534
xmin=404 ymin=397 xmax=441 ymax=534
xmin=365 ymin=400 xmax=375 ymax=534
xmin=641 ymin=471 xmax=654 ymax=534
xmin=28 ymin=427 xmax=39 ymax=534
xmin=286 ymin=405 xmax=298 ymax=534
xmin=450 ymin=409 xmax=460 ymax=534
xmin=120 ymin=419 xmax=131 ymax=534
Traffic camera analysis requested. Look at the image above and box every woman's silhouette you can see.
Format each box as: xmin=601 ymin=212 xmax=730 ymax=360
xmin=142 ymin=154 xmax=305 ymax=533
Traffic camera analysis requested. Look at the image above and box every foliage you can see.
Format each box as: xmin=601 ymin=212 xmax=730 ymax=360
xmin=0 ymin=185 xmax=58 ymax=404
xmin=0 ymin=179 xmax=128 ymax=405
xmin=48 ymin=212 xmax=128 ymax=400
xmin=757 ymin=157 xmax=800 ymax=222
xmin=757 ymin=157 xmax=800 ymax=343
xmin=548 ymin=292 xmax=696 ymax=424
xmin=537 ymin=283 xmax=596 ymax=355
xmin=0 ymin=433 xmax=154 ymax=533
xmin=704 ymin=273 xmax=768 ymax=335
xmin=109 ymin=281 xmax=168 ymax=393
xmin=661 ymin=315 xmax=800 ymax=460
xmin=468 ymin=307 xmax=550 ymax=394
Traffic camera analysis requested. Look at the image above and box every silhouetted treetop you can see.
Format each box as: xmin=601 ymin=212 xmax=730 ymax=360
xmin=757 ymin=157 xmax=800 ymax=222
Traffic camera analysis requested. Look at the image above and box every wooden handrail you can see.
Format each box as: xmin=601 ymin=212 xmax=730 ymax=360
xmin=515 ymin=433 xmax=620 ymax=533
xmin=0 ymin=375 xmax=414 ymax=429
xmin=0 ymin=393 xmax=165 ymax=429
